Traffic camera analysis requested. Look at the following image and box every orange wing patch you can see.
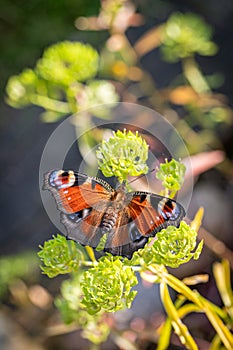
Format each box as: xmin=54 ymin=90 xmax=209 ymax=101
xmin=59 ymin=183 xmax=110 ymax=213
xmin=129 ymin=196 xmax=165 ymax=236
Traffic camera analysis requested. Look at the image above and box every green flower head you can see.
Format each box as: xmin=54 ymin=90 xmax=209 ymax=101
xmin=142 ymin=222 xmax=203 ymax=268
xmin=160 ymin=12 xmax=218 ymax=62
xmin=96 ymin=129 xmax=149 ymax=183
xmin=81 ymin=255 xmax=138 ymax=314
xmin=6 ymin=69 xmax=39 ymax=107
xmin=36 ymin=41 xmax=99 ymax=86
xmin=38 ymin=234 xmax=84 ymax=278
xmin=156 ymin=158 xmax=186 ymax=198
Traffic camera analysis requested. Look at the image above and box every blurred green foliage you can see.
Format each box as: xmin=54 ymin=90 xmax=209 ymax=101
xmin=6 ymin=40 xmax=119 ymax=121
xmin=160 ymin=12 xmax=218 ymax=62
xmin=4 ymin=5 xmax=232 ymax=160
xmin=0 ymin=251 xmax=39 ymax=298
xmin=55 ymin=274 xmax=110 ymax=344
xmin=0 ymin=0 xmax=101 ymax=95
xmin=37 ymin=41 xmax=99 ymax=85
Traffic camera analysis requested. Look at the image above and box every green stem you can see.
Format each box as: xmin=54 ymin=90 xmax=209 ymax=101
xmin=213 ymin=260 xmax=233 ymax=319
xmin=147 ymin=264 xmax=233 ymax=350
xmin=157 ymin=318 xmax=172 ymax=350
xmin=30 ymin=94 xmax=70 ymax=113
xmin=182 ymin=57 xmax=210 ymax=93
xmin=82 ymin=261 xmax=96 ymax=267
xmin=73 ymin=112 xmax=100 ymax=168
xmin=160 ymin=281 xmax=198 ymax=350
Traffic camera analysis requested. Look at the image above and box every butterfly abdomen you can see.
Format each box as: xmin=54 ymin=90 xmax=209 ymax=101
xmin=100 ymin=188 xmax=129 ymax=232
xmin=101 ymin=207 xmax=118 ymax=232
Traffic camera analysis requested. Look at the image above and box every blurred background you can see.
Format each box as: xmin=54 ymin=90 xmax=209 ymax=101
xmin=0 ymin=0 xmax=233 ymax=349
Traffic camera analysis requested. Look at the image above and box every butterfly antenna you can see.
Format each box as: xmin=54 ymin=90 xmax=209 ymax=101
xmin=128 ymin=168 xmax=156 ymax=184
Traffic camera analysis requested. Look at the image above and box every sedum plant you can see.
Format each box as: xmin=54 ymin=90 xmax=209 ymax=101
xmin=38 ymin=130 xmax=233 ymax=349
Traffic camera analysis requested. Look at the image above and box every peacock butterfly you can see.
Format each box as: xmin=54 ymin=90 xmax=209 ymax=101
xmin=43 ymin=170 xmax=185 ymax=258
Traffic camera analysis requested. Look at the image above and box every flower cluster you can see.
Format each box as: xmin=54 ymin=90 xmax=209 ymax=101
xmin=96 ymin=129 xmax=149 ymax=183
xmin=156 ymin=158 xmax=186 ymax=198
xmin=55 ymin=275 xmax=110 ymax=344
xmin=140 ymin=221 xmax=203 ymax=268
xmin=37 ymin=41 xmax=99 ymax=86
xmin=37 ymin=129 xmax=204 ymax=348
xmin=38 ymin=234 xmax=84 ymax=277
xmin=160 ymin=12 xmax=218 ymax=62
xmin=81 ymin=255 xmax=138 ymax=314
xmin=6 ymin=41 xmax=119 ymax=121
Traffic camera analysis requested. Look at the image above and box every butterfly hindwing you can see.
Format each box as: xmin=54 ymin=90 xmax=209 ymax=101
xmin=128 ymin=192 xmax=185 ymax=236
xmin=61 ymin=207 xmax=108 ymax=248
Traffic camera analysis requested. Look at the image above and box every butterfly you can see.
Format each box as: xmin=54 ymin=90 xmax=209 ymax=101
xmin=43 ymin=170 xmax=185 ymax=258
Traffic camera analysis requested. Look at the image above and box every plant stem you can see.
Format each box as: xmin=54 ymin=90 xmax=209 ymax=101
xmin=182 ymin=57 xmax=210 ymax=93
xmin=30 ymin=94 xmax=70 ymax=113
xmin=160 ymin=281 xmax=198 ymax=350
xmin=148 ymin=265 xmax=233 ymax=350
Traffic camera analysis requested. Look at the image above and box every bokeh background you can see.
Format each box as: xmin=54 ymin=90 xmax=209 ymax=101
xmin=0 ymin=1 xmax=233 ymax=349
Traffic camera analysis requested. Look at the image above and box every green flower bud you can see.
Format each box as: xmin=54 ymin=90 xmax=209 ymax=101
xmin=38 ymin=234 xmax=84 ymax=278
xmin=160 ymin=12 xmax=218 ymax=62
xmin=142 ymin=222 xmax=203 ymax=268
xmin=156 ymin=158 xmax=186 ymax=197
xmin=81 ymin=255 xmax=138 ymax=314
xmin=96 ymin=129 xmax=149 ymax=183
xmin=55 ymin=274 xmax=83 ymax=324
xmin=6 ymin=69 xmax=39 ymax=108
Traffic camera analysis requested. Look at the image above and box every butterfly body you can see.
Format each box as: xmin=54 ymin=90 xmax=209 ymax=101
xmin=43 ymin=170 xmax=185 ymax=258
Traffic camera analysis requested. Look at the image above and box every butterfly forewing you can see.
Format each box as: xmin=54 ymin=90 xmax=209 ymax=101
xmin=44 ymin=170 xmax=113 ymax=214
xmin=44 ymin=170 xmax=120 ymax=248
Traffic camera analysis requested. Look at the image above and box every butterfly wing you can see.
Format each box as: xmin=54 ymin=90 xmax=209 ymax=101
xmin=103 ymin=221 xmax=149 ymax=258
xmin=43 ymin=170 xmax=114 ymax=247
xmin=105 ymin=192 xmax=185 ymax=258
xmin=44 ymin=171 xmax=185 ymax=257
xmin=128 ymin=191 xmax=185 ymax=236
